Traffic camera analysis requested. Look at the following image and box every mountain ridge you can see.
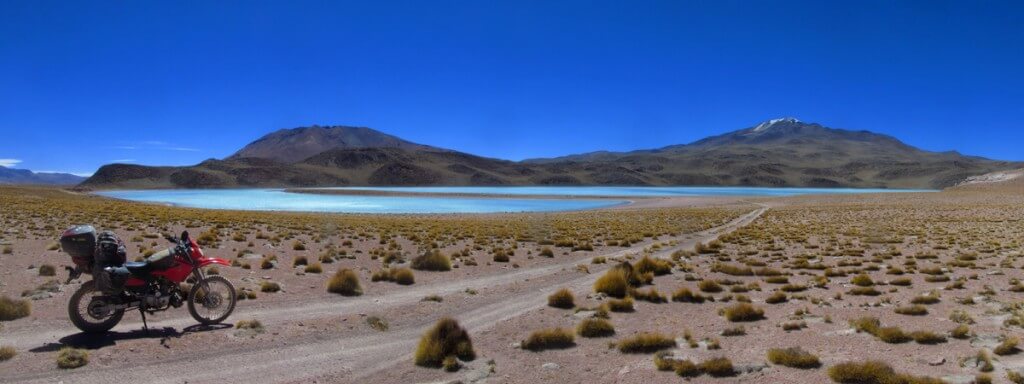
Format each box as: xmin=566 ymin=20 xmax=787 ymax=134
xmin=80 ymin=119 xmax=1022 ymax=190
xmin=0 ymin=167 xmax=86 ymax=185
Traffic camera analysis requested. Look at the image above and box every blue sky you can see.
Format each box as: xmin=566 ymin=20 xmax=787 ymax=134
xmin=1 ymin=1 xmax=1022 ymax=176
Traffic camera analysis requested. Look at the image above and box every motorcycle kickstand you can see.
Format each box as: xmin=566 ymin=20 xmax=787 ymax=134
xmin=139 ymin=309 xmax=149 ymax=333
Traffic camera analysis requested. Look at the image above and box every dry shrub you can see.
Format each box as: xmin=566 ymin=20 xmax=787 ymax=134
xmin=594 ymin=268 xmax=630 ymax=298
xmin=894 ymin=305 xmax=928 ymax=316
xmin=411 ymin=250 xmax=451 ymax=271
xmin=765 ymin=291 xmax=788 ymax=304
xmin=909 ymin=331 xmax=946 ymax=344
xmin=0 ymin=296 xmax=30 ymax=321
xmin=0 ymin=346 xmax=14 ymax=361
xmin=672 ymin=287 xmax=708 ymax=303
xmin=632 ymin=288 xmax=667 ymax=303
xmin=828 ymin=360 xmax=943 ymax=384
xmin=304 ymin=263 xmax=323 ymax=274
xmin=372 ymin=268 xmax=415 ymax=285
xmin=617 ymin=332 xmax=676 ymax=353
xmin=259 ymin=281 xmax=281 ymax=293
xmin=56 ymin=347 xmax=88 ymax=369
xmin=606 ymin=297 xmax=634 ymax=312
xmin=576 ymin=318 xmax=615 ymax=338
xmin=699 ymin=280 xmax=723 ymax=293
xmin=327 ymin=268 xmax=363 ymax=296
xmin=414 ymin=318 xmax=475 ymax=368
xmin=767 ymin=347 xmax=821 ymax=369
xmin=522 ymin=328 xmax=576 ymax=351
xmin=635 ymin=256 xmax=672 ymax=276
xmin=722 ymin=303 xmax=765 ymax=322
xmin=699 ymin=357 xmax=735 ymax=377
xmin=548 ymin=288 xmax=575 ymax=309
xmin=994 ymin=336 xmax=1020 ymax=356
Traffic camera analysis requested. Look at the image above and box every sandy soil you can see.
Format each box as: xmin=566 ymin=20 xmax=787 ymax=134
xmin=2 ymin=187 xmax=1023 ymax=384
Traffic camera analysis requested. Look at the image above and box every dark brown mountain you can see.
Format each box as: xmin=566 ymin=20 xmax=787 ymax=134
xmin=228 ymin=125 xmax=443 ymax=163
xmin=80 ymin=119 xmax=1021 ymax=189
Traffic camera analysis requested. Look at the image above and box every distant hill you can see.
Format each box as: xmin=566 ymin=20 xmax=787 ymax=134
xmin=228 ymin=125 xmax=444 ymax=163
xmin=80 ymin=119 xmax=1022 ymax=189
xmin=951 ymin=168 xmax=1024 ymax=192
xmin=0 ymin=166 xmax=85 ymax=185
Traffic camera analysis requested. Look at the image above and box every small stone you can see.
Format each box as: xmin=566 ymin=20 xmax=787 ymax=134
xmin=928 ymin=357 xmax=945 ymax=366
xmin=542 ymin=363 xmax=559 ymax=370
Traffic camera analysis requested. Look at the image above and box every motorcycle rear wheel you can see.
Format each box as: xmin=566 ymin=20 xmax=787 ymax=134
xmin=68 ymin=280 xmax=125 ymax=334
xmin=187 ymin=276 xmax=237 ymax=325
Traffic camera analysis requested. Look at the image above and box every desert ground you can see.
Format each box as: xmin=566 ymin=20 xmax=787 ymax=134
xmin=1 ymin=184 xmax=1023 ymax=384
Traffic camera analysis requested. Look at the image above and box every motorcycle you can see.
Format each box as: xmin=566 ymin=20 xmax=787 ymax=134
xmin=62 ymin=229 xmax=236 ymax=333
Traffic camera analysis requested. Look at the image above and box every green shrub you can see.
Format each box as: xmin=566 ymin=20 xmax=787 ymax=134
xmin=617 ymin=332 xmax=676 ymax=353
xmin=722 ymin=303 xmax=765 ymax=322
xmin=0 ymin=296 xmax=31 ymax=321
xmin=411 ymin=250 xmax=452 ymax=271
xmin=576 ymin=318 xmax=615 ymax=338
xmin=767 ymin=347 xmax=821 ymax=369
xmin=548 ymin=288 xmax=575 ymax=309
xmin=414 ymin=318 xmax=475 ymax=368
xmin=327 ymin=268 xmax=363 ymax=296
xmin=56 ymin=347 xmax=88 ymax=369
xmin=522 ymin=328 xmax=575 ymax=351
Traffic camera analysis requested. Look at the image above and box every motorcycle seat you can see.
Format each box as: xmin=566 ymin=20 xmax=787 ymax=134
xmin=123 ymin=261 xmax=152 ymax=276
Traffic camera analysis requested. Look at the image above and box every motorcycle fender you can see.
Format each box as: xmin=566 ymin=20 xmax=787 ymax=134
xmin=198 ymin=257 xmax=231 ymax=267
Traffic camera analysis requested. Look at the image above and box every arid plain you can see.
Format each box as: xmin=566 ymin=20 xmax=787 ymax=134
xmin=1 ymin=178 xmax=1023 ymax=383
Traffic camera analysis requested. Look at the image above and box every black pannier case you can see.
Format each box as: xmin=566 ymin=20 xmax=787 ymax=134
xmin=60 ymin=225 xmax=97 ymax=274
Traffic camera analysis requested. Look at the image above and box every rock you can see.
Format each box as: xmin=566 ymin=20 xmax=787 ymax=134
xmin=617 ymin=365 xmax=631 ymax=375
xmin=928 ymin=357 xmax=945 ymax=366
xmin=734 ymin=363 xmax=768 ymax=374
xmin=542 ymin=362 xmax=560 ymax=370
xmin=511 ymin=342 xmax=522 ymax=349
xmin=572 ymin=310 xmax=596 ymax=319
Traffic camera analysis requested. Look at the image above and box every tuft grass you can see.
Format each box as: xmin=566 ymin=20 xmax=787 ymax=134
xmin=235 ymin=319 xmax=264 ymax=332
xmin=606 ymin=297 xmax=634 ymax=312
xmin=576 ymin=318 xmax=615 ymax=338
xmin=259 ymin=281 xmax=281 ymax=293
xmin=767 ymin=347 xmax=821 ymax=369
xmin=304 ymin=263 xmax=323 ymax=273
xmin=672 ymin=287 xmax=708 ymax=303
xmin=617 ymin=332 xmax=676 ymax=353
xmin=909 ymin=331 xmax=946 ymax=344
xmin=0 ymin=296 xmax=31 ymax=321
xmin=371 ymin=268 xmax=415 ymax=285
xmin=366 ymin=316 xmax=389 ymax=332
xmin=411 ymin=250 xmax=452 ymax=271
xmin=722 ymin=303 xmax=765 ymax=322
xmin=0 ymin=346 xmax=14 ymax=361
xmin=594 ymin=268 xmax=630 ymax=298
xmin=994 ymin=336 xmax=1020 ymax=356
xmin=699 ymin=357 xmax=736 ymax=377
xmin=548 ymin=288 xmax=575 ymax=309
xmin=699 ymin=280 xmax=723 ymax=293
xmin=894 ymin=305 xmax=928 ymax=316
xmin=951 ymin=324 xmax=971 ymax=339
xmin=414 ymin=318 xmax=475 ymax=368
xmin=765 ymin=291 xmax=788 ymax=304
xmin=828 ymin=360 xmax=943 ymax=384
xmin=635 ymin=256 xmax=672 ymax=276
xmin=38 ymin=264 xmax=56 ymax=276
xmin=631 ymin=288 xmax=667 ymax=303
xmin=327 ymin=268 xmax=363 ymax=296
xmin=56 ymin=347 xmax=88 ymax=369
xmin=522 ymin=328 xmax=576 ymax=351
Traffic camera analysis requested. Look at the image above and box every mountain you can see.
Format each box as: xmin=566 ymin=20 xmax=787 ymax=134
xmin=0 ymin=167 xmax=86 ymax=185
xmin=228 ymin=125 xmax=443 ymax=163
xmin=80 ymin=120 xmax=1022 ymax=189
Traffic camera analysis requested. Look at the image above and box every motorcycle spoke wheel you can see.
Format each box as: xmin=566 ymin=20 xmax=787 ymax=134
xmin=187 ymin=276 xmax=236 ymax=325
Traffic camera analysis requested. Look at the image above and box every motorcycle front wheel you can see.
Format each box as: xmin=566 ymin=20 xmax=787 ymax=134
xmin=68 ymin=280 xmax=125 ymax=333
xmin=187 ymin=276 xmax=237 ymax=325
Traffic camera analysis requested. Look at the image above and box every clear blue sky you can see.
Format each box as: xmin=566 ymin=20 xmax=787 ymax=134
xmin=1 ymin=1 xmax=1022 ymax=175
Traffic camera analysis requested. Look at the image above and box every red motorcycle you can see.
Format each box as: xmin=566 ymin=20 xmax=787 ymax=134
xmin=61 ymin=226 xmax=236 ymax=333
